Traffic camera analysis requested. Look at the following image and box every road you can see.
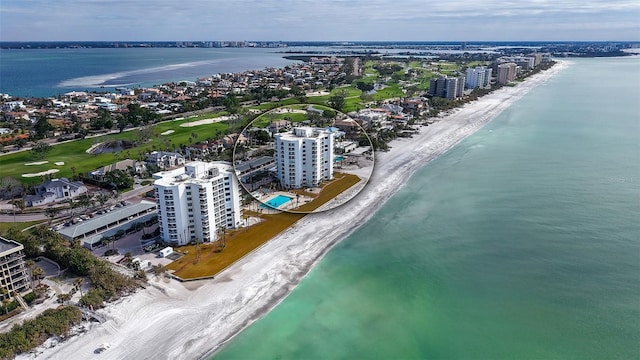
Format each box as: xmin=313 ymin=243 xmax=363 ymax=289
xmin=0 ymin=185 xmax=154 ymax=223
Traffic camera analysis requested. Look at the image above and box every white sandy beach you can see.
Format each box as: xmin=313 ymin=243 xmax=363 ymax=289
xmin=19 ymin=62 xmax=568 ymax=360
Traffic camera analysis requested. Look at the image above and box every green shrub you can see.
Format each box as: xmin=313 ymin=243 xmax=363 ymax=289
xmin=22 ymin=292 xmax=36 ymax=303
xmin=79 ymin=288 xmax=105 ymax=309
xmin=0 ymin=301 xmax=18 ymax=315
xmin=104 ymin=249 xmax=119 ymax=256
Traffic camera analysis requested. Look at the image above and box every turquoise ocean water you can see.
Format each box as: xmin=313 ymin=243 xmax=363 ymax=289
xmin=214 ymin=57 xmax=640 ymax=359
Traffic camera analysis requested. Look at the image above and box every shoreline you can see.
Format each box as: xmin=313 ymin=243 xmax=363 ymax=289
xmin=17 ymin=61 xmax=568 ymax=360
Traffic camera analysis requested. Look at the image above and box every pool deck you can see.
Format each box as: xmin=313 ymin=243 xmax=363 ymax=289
xmin=254 ymin=191 xmax=313 ymax=213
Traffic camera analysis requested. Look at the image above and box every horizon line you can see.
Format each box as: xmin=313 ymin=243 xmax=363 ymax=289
xmin=1 ymin=40 xmax=639 ymax=43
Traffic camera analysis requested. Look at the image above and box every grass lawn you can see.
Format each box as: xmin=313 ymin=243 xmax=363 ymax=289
xmin=251 ymin=103 xmax=345 ymax=128
xmin=0 ymin=116 xmax=229 ymax=183
xmin=166 ymin=173 xmax=361 ymax=279
xmin=0 ymin=220 xmax=43 ymax=234
xmin=371 ymin=83 xmax=404 ymax=101
xmin=252 ymin=111 xmax=309 ymax=128
xmin=465 ymin=60 xmax=489 ymax=68
xmin=331 ymin=86 xmax=362 ymax=98
xmin=343 ymin=97 xmax=364 ymax=113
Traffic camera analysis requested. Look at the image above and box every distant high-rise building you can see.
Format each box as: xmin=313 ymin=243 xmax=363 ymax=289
xmin=456 ymin=77 xmax=465 ymax=98
xmin=154 ymin=161 xmax=242 ymax=246
xmin=430 ymin=76 xmax=465 ymax=99
xmin=465 ymin=67 xmax=493 ymax=89
xmin=497 ymin=63 xmax=517 ymax=85
xmin=429 ymin=76 xmax=447 ymax=98
xmin=527 ymin=53 xmax=543 ymax=67
xmin=275 ymin=127 xmax=334 ymax=188
xmin=482 ymin=68 xmax=493 ymax=87
xmin=445 ymin=78 xmax=458 ymax=99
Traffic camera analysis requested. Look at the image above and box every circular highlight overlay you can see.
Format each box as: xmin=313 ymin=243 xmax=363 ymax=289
xmin=232 ymin=104 xmax=375 ymax=214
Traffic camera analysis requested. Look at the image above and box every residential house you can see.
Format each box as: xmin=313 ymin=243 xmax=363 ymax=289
xmin=222 ymin=133 xmax=248 ymax=149
xmin=186 ymin=141 xmax=224 ymax=160
xmin=25 ymin=178 xmax=88 ymax=207
xmin=89 ymin=159 xmax=147 ymax=182
xmin=145 ymin=151 xmax=185 ymax=170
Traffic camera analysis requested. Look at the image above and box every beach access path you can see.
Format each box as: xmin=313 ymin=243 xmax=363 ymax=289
xmin=18 ymin=61 xmax=568 ymax=360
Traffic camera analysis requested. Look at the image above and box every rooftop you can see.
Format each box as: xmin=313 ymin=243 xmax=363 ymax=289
xmin=234 ymin=156 xmax=275 ymax=173
xmin=0 ymin=236 xmax=24 ymax=255
xmin=153 ymin=161 xmax=235 ymax=187
xmin=58 ymin=201 xmax=157 ymax=240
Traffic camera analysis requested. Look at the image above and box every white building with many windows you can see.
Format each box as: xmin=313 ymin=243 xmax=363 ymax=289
xmin=153 ymin=161 xmax=242 ymax=246
xmin=465 ymin=66 xmax=493 ymax=89
xmin=274 ymin=127 xmax=334 ymax=188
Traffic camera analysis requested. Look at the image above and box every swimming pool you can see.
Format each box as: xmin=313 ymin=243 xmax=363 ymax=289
xmin=335 ymin=156 xmax=345 ymax=162
xmin=260 ymin=194 xmax=294 ymax=209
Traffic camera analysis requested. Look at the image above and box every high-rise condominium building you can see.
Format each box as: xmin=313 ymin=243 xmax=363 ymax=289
xmin=0 ymin=237 xmax=31 ymax=300
xmin=430 ymin=76 xmax=466 ymax=99
xmin=497 ymin=63 xmax=518 ymax=85
xmin=153 ymin=161 xmax=242 ymax=246
xmin=465 ymin=67 xmax=493 ymax=89
xmin=275 ymin=127 xmax=334 ymax=188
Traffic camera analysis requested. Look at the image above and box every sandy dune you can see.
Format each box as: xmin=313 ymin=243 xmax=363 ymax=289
xmin=20 ymin=62 xmax=568 ymax=360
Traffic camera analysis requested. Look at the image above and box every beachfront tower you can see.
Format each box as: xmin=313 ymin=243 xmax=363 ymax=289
xmin=274 ymin=127 xmax=335 ymax=189
xmin=497 ymin=63 xmax=517 ymax=85
xmin=0 ymin=236 xmax=31 ymax=300
xmin=465 ymin=67 xmax=493 ymax=89
xmin=153 ymin=161 xmax=242 ymax=246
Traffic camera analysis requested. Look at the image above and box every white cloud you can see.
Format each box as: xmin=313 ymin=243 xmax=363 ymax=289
xmin=1 ymin=0 xmax=639 ymax=41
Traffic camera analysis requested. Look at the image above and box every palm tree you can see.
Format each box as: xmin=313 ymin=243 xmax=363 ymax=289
xmin=111 ymin=189 xmax=121 ymax=204
xmin=95 ymin=193 xmax=110 ymax=208
xmin=194 ymin=237 xmax=201 ymax=263
xmin=32 ymin=266 xmax=45 ymax=286
xmin=151 ymin=264 xmax=165 ymax=278
xmin=10 ymin=199 xmax=25 ymax=222
xmin=1 ymin=287 xmax=11 ymax=315
xmin=57 ymin=292 xmax=71 ymax=306
xmin=73 ymin=278 xmax=84 ymax=297
xmin=25 ymin=260 xmax=36 ymax=287
xmin=45 ymin=206 xmax=60 ymax=225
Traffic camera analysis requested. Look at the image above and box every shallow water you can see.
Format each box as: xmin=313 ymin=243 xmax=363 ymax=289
xmin=214 ymin=57 xmax=640 ymax=359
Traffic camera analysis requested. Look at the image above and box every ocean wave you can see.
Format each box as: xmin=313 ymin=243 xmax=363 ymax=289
xmin=57 ymin=59 xmax=221 ymax=88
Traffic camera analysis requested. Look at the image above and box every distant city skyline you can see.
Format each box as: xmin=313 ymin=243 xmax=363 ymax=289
xmin=1 ymin=0 xmax=639 ymax=42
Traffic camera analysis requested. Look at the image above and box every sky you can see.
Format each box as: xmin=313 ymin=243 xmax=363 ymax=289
xmin=1 ymin=0 xmax=639 ymax=42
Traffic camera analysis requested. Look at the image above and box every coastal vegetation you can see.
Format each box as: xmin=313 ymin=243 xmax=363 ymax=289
xmin=3 ymin=225 xmax=141 ymax=310
xmin=0 ymin=306 xmax=83 ymax=359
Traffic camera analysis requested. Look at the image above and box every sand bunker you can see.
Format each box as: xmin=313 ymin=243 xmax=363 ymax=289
xmin=179 ymin=115 xmax=237 ymax=127
xmin=22 ymin=169 xmax=60 ymax=178
xmin=272 ymin=108 xmax=306 ymax=114
xmin=306 ymin=91 xmax=330 ymax=97
xmin=54 ymin=162 xmax=65 ymax=166
xmin=160 ymin=130 xmax=175 ymax=135
xmin=24 ymin=161 xmax=48 ymax=166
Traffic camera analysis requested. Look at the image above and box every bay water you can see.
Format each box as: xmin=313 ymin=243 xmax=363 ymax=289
xmin=0 ymin=47 xmax=298 ymax=98
xmin=214 ymin=57 xmax=640 ymax=359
